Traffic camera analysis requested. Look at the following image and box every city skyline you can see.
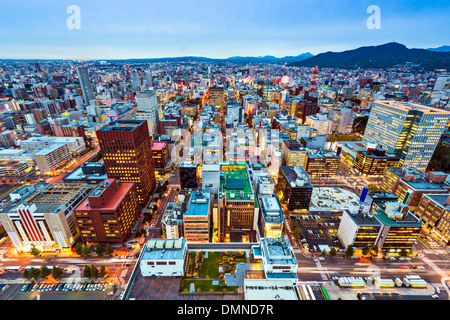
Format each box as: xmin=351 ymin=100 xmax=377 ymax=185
xmin=0 ymin=0 xmax=449 ymax=60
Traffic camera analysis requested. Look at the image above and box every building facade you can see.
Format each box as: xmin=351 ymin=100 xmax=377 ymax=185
xmin=73 ymin=179 xmax=140 ymax=245
xmin=97 ymin=120 xmax=156 ymax=205
xmin=362 ymin=101 xmax=450 ymax=171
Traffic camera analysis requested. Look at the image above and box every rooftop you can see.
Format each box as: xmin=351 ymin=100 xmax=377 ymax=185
xmin=185 ymin=190 xmax=210 ymax=217
xmin=422 ymin=193 xmax=450 ymax=210
xmin=279 ymin=166 xmax=312 ymax=187
xmin=260 ymin=238 xmax=297 ymax=266
xmin=141 ymin=238 xmax=187 ymax=261
xmin=98 ymin=120 xmax=145 ymax=132
xmin=374 ymin=208 xmax=422 ymax=228
xmin=310 ymin=187 xmax=361 ymax=211
xmin=219 ymin=165 xmax=254 ymax=201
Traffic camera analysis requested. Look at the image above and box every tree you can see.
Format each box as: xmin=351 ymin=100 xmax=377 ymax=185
xmin=28 ymin=267 xmax=40 ymax=280
xmin=83 ymin=265 xmax=91 ymax=278
xmin=40 ymin=266 xmax=51 ymax=279
xmin=52 ymin=267 xmax=63 ymax=280
xmin=362 ymin=244 xmax=371 ymax=256
xmin=81 ymin=245 xmax=91 ymax=257
xmin=329 ymin=247 xmax=337 ymax=258
xmin=90 ymin=265 xmax=99 ymax=279
xmin=367 ymin=184 xmax=379 ymax=192
xmin=371 ymin=245 xmax=379 ymax=257
xmin=30 ymin=245 xmax=41 ymax=257
xmin=75 ymin=243 xmax=83 ymax=255
xmin=105 ymin=243 xmax=114 ymax=256
xmin=99 ymin=266 xmax=109 ymax=278
xmin=345 ymin=245 xmax=354 ymax=258
xmin=95 ymin=243 xmax=104 ymax=255
xmin=321 ymin=249 xmax=328 ymax=257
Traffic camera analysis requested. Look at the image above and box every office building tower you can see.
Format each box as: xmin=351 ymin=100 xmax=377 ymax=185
xmin=97 ymin=120 xmax=156 ymax=205
xmin=354 ymin=145 xmax=400 ymax=176
xmin=328 ymin=106 xmax=355 ymax=134
xmin=183 ymin=190 xmax=211 ymax=243
xmin=179 ymin=161 xmax=198 ymax=189
xmin=256 ymin=80 xmax=273 ymax=100
xmin=362 ymin=101 xmax=450 ymax=171
xmin=146 ymin=71 xmax=153 ymax=88
xmin=131 ymin=71 xmax=140 ymax=90
xmin=337 ymin=199 xmax=422 ymax=252
xmin=202 ymin=164 xmax=220 ymax=195
xmin=217 ymin=164 xmax=256 ymax=242
xmin=34 ymin=143 xmax=73 ymax=175
xmin=73 ymin=179 xmax=140 ymax=245
xmin=277 ymin=166 xmax=313 ymax=212
xmin=415 ymin=194 xmax=450 ymax=245
xmin=381 ymin=167 xmax=450 ymax=211
xmin=162 ymin=201 xmax=185 ymax=239
xmin=208 ymin=85 xmax=225 ymax=108
xmin=257 ymin=194 xmax=284 ymax=239
xmin=76 ymin=66 xmax=95 ymax=104
xmin=305 ymin=151 xmax=340 ymax=178
xmin=135 ymin=89 xmax=161 ymax=136
xmin=304 ymin=113 xmax=332 ymax=135
xmin=151 ymin=140 xmax=170 ymax=170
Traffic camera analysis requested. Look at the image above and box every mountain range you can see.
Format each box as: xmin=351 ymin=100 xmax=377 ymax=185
xmin=427 ymin=45 xmax=450 ymax=52
xmin=107 ymin=53 xmax=314 ymax=64
xmin=288 ymin=42 xmax=450 ymax=70
xmin=104 ymin=43 xmax=450 ymax=70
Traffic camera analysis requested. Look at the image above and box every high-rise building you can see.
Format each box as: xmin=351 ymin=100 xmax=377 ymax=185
xmin=217 ymin=164 xmax=256 ymax=242
xmin=415 ymin=193 xmax=450 ymax=245
xmin=76 ymin=66 xmax=95 ymax=104
xmin=73 ymin=179 xmax=140 ymax=245
xmin=257 ymin=194 xmax=284 ymax=239
xmin=183 ymin=190 xmax=211 ymax=243
xmin=179 ymin=161 xmax=198 ymax=189
xmin=337 ymin=198 xmax=422 ymax=252
xmin=97 ymin=120 xmax=156 ymax=205
xmin=328 ymin=106 xmax=355 ymax=134
xmin=145 ymin=71 xmax=153 ymax=88
xmin=305 ymin=151 xmax=340 ymax=178
xmin=151 ymin=140 xmax=170 ymax=170
xmin=362 ymin=101 xmax=450 ymax=171
xmin=135 ymin=89 xmax=161 ymax=136
xmin=277 ymin=166 xmax=313 ymax=212
xmin=354 ymin=146 xmax=400 ymax=176
xmin=380 ymin=167 xmax=450 ymax=211
xmin=34 ymin=143 xmax=73 ymax=175
xmin=208 ymin=85 xmax=225 ymax=108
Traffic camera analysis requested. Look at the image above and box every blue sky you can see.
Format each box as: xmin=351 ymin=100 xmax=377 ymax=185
xmin=0 ymin=0 xmax=449 ymax=59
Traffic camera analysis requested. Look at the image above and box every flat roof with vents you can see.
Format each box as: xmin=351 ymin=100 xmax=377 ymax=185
xmin=141 ymin=238 xmax=187 ymax=261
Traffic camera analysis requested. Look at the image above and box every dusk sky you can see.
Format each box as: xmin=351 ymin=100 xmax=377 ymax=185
xmin=0 ymin=0 xmax=449 ymax=60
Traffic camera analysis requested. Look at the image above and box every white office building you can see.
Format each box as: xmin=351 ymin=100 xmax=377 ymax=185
xmin=139 ymin=238 xmax=188 ymax=277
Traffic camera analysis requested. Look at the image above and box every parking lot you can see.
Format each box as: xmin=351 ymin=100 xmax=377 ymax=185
xmin=1 ymin=281 xmax=117 ymax=300
xmin=291 ymin=213 xmax=343 ymax=252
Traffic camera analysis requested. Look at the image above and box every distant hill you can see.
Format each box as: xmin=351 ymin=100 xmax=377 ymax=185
xmin=227 ymin=53 xmax=314 ymax=63
xmin=427 ymin=45 xmax=450 ymax=52
xmin=105 ymin=53 xmax=314 ymax=64
xmin=288 ymin=42 xmax=450 ymax=70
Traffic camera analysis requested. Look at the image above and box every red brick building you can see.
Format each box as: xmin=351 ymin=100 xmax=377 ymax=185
xmin=73 ymin=179 xmax=140 ymax=245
